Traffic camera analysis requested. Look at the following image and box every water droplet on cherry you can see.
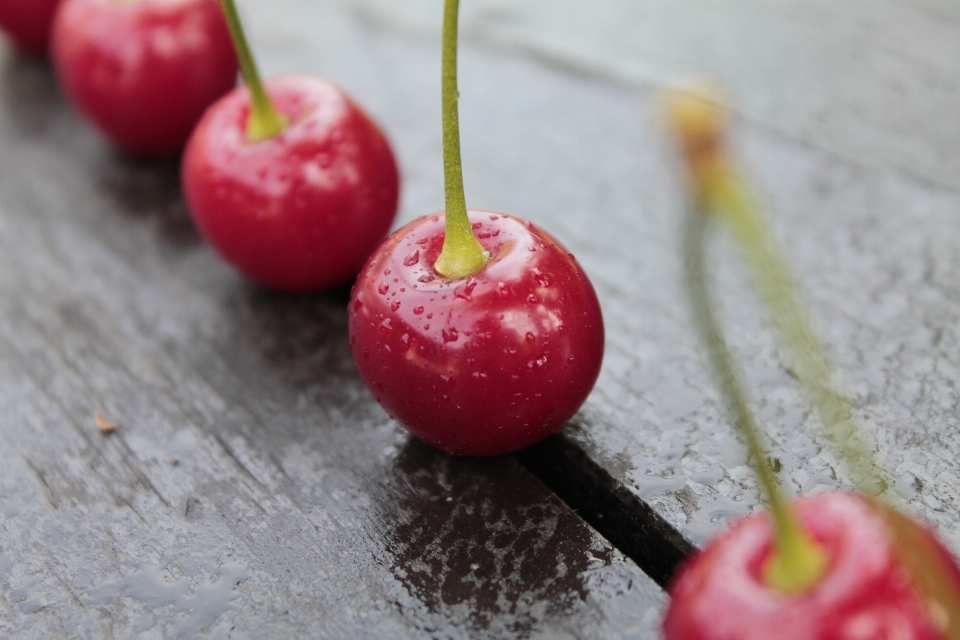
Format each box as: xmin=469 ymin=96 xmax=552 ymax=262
xmin=413 ymin=306 xmax=424 ymax=315
xmin=391 ymin=300 xmax=401 ymax=311
xmin=527 ymin=294 xmax=539 ymax=303
xmin=525 ymin=332 xmax=535 ymax=342
xmin=379 ymin=318 xmax=393 ymax=335
xmin=418 ymin=274 xmax=434 ymax=283
xmin=455 ymin=278 xmax=477 ymax=301
xmin=442 ymin=327 xmax=459 ymax=343
xmin=400 ymin=333 xmax=410 ymax=347
xmin=378 ymin=283 xmax=389 ymax=295
xmin=403 ymin=250 xmax=420 ymax=267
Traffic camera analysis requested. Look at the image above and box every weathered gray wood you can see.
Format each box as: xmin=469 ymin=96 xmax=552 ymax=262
xmin=357 ymin=0 xmax=960 ymax=551
xmin=0 ymin=2 xmax=670 ymax=637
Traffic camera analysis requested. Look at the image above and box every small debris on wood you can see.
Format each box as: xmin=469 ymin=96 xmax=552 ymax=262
xmin=171 ymin=459 xmax=180 ymax=467
xmin=95 ymin=412 xmax=117 ymax=434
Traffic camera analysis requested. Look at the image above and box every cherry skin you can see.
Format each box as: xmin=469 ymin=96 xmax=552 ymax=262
xmin=0 ymin=0 xmax=61 ymax=55
xmin=182 ymin=75 xmax=400 ymax=292
xmin=664 ymin=492 xmax=960 ymax=640
xmin=51 ymin=0 xmax=237 ymax=156
xmin=348 ymin=210 xmax=605 ymax=456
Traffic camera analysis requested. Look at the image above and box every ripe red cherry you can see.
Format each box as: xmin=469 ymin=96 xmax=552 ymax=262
xmin=51 ymin=0 xmax=237 ymax=156
xmin=664 ymin=492 xmax=960 ymax=640
xmin=348 ymin=211 xmax=604 ymax=456
xmin=0 ymin=0 xmax=61 ymax=55
xmin=182 ymin=75 xmax=400 ymax=291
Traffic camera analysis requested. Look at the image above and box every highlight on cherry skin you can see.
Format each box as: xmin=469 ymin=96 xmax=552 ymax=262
xmin=51 ymin=0 xmax=238 ymax=156
xmin=663 ymin=492 xmax=960 ymax=640
xmin=182 ymin=75 xmax=400 ymax=292
xmin=0 ymin=0 xmax=61 ymax=55
xmin=347 ymin=210 xmax=605 ymax=457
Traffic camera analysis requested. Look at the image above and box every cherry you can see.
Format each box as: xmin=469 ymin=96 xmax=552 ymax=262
xmin=51 ymin=0 xmax=238 ymax=157
xmin=664 ymin=492 xmax=960 ymax=640
xmin=0 ymin=0 xmax=61 ymax=55
xmin=181 ymin=0 xmax=398 ymax=292
xmin=347 ymin=0 xmax=604 ymax=456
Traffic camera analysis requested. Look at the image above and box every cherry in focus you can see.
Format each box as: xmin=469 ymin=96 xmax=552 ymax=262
xmin=664 ymin=492 xmax=960 ymax=640
xmin=51 ymin=0 xmax=238 ymax=156
xmin=348 ymin=211 xmax=604 ymax=456
xmin=0 ymin=0 xmax=61 ymax=55
xmin=182 ymin=75 xmax=400 ymax=291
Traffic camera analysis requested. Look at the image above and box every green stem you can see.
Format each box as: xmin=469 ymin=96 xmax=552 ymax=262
xmin=433 ymin=0 xmax=488 ymax=279
xmin=220 ymin=0 xmax=287 ymax=141
xmin=684 ymin=206 xmax=826 ymax=595
xmin=706 ymin=177 xmax=889 ymax=498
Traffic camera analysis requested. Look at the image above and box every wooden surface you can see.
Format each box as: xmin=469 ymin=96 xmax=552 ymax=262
xmin=2 ymin=1 xmax=959 ymax=638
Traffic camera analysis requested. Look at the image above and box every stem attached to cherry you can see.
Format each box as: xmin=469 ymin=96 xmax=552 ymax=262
xmin=684 ymin=206 xmax=827 ymax=594
xmin=433 ymin=0 xmax=488 ymax=279
xmin=667 ymin=88 xmax=888 ymax=499
xmin=672 ymin=89 xmax=826 ymax=594
xmin=219 ymin=0 xmax=287 ymax=141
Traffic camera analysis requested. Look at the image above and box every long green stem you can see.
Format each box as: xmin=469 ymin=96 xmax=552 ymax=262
xmin=706 ymin=177 xmax=889 ymax=498
xmin=433 ymin=0 xmax=488 ymax=279
xmin=684 ymin=207 xmax=827 ymax=594
xmin=220 ymin=0 xmax=287 ymax=141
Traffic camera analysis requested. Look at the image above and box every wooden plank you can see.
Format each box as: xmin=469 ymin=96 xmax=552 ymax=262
xmin=0 ymin=2 xmax=669 ymax=637
xmin=357 ymin=0 xmax=960 ymax=554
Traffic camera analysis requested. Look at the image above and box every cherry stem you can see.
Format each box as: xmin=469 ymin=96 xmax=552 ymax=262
xmin=433 ymin=0 xmax=488 ymax=279
xmin=684 ymin=208 xmax=827 ymax=594
xmin=219 ymin=0 xmax=287 ymax=141
xmin=665 ymin=88 xmax=890 ymax=498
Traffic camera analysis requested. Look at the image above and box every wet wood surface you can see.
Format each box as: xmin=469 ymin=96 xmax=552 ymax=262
xmin=2 ymin=0 xmax=959 ymax=638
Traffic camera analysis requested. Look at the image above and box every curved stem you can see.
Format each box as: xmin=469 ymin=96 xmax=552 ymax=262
xmin=220 ymin=0 xmax=287 ymax=141
xmin=684 ymin=208 xmax=827 ymax=594
xmin=707 ymin=177 xmax=888 ymax=498
xmin=433 ymin=0 xmax=488 ymax=279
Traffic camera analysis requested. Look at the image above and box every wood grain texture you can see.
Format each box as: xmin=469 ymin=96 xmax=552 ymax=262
xmin=359 ymin=0 xmax=960 ymax=552
xmin=0 ymin=2 xmax=668 ymax=637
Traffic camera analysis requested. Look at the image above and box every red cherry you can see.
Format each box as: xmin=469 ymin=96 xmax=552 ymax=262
xmin=664 ymin=492 xmax=960 ymax=640
xmin=51 ymin=0 xmax=237 ymax=156
xmin=182 ymin=75 xmax=400 ymax=291
xmin=0 ymin=0 xmax=61 ymax=55
xmin=348 ymin=210 xmax=604 ymax=456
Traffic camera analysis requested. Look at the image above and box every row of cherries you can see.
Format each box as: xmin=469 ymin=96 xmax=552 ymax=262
xmin=3 ymin=2 xmax=960 ymax=638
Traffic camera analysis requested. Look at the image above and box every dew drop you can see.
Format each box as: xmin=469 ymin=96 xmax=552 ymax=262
xmin=528 ymin=246 xmax=537 ymax=252
xmin=426 ymin=313 xmax=433 ymax=319
xmin=527 ymin=293 xmax=539 ymax=304
xmin=495 ymin=282 xmax=508 ymax=298
xmin=378 ymin=283 xmax=389 ymax=295
xmin=568 ymin=252 xmax=576 ymax=260
xmin=492 ymin=229 xmax=500 ymax=237
xmin=413 ymin=306 xmax=424 ymax=315
xmin=391 ymin=300 xmax=401 ymax=312
xmin=423 ymin=324 xmax=430 ymax=330
xmin=403 ymin=250 xmax=420 ymax=267
xmin=384 ymin=269 xmax=392 ymax=276
xmin=525 ymin=332 xmax=535 ymax=343
xmin=489 ymin=214 xmax=499 ymax=220
xmin=418 ymin=274 xmax=434 ymax=283
xmin=455 ymin=278 xmax=477 ymax=301
xmin=379 ymin=318 xmax=393 ymax=335
xmin=568 ymin=355 xmax=575 ymax=363
xmin=400 ymin=333 xmax=410 ymax=347
xmin=471 ymin=222 xmax=482 ymax=230
xmin=442 ymin=327 xmax=459 ymax=343
xmin=532 ymin=268 xmax=551 ymax=288
xmin=400 ymin=288 xmax=406 ymax=293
